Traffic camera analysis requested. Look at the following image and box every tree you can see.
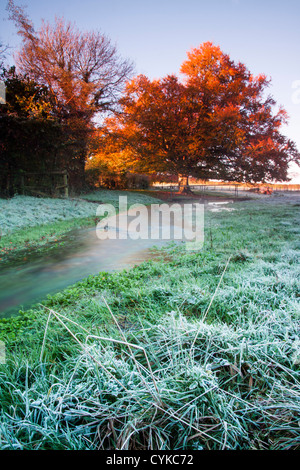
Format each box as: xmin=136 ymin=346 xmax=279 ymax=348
xmin=180 ymin=42 xmax=299 ymax=184
xmin=113 ymin=42 xmax=299 ymax=191
xmin=85 ymin=122 xmax=137 ymax=189
xmin=0 ymin=67 xmax=65 ymax=196
xmin=112 ymin=74 xmax=200 ymax=190
xmin=7 ymin=0 xmax=134 ymax=189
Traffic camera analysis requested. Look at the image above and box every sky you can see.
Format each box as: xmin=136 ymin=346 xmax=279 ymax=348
xmin=1 ymin=0 xmax=300 ymax=182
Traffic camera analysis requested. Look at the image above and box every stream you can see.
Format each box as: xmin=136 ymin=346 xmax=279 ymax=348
xmin=0 ymin=200 xmax=233 ymax=318
xmin=0 ymin=226 xmax=172 ymax=318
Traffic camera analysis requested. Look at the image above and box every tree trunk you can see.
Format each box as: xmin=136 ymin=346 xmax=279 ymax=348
xmin=178 ymin=174 xmax=193 ymax=194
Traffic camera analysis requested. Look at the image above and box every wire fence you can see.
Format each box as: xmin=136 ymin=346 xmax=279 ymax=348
xmin=152 ymin=183 xmax=300 ymax=193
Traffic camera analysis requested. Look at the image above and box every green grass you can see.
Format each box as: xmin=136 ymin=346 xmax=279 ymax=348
xmin=0 ymin=197 xmax=299 ymax=450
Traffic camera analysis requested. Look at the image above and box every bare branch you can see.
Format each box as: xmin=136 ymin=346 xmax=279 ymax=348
xmin=7 ymin=2 xmax=134 ymax=122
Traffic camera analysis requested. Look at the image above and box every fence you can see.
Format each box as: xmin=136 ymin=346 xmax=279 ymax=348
xmin=152 ymin=183 xmax=300 ymax=193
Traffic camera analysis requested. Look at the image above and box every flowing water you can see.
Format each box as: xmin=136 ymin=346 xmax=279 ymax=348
xmin=0 ymin=200 xmax=233 ymax=318
xmin=0 ymin=225 xmax=173 ymax=318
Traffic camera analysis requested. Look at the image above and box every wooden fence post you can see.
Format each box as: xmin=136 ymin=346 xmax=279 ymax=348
xmin=63 ymin=171 xmax=69 ymax=198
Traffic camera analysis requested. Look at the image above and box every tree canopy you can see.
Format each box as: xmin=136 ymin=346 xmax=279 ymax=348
xmin=7 ymin=0 xmax=134 ymax=120
xmin=0 ymin=67 xmax=66 ymax=196
xmin=6 ymin=0 xmax=134 ymax=189
xmin=108 ymin=42 xmax=299 ymax=190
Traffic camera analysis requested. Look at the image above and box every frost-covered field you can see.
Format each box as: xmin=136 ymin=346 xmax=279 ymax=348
xmin=0 ymin=196 xmax=99 ymax=236
xmin=1 ymin=198 xmax=300 ymax=449
xmin=0 ymin=191 xmax=162 ymax=236
xmin=81 ymin=189 xmax=162 ymax=206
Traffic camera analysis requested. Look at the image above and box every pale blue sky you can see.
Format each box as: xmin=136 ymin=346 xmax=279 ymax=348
xmin=1 ymin=0 xmax=300 ymax=182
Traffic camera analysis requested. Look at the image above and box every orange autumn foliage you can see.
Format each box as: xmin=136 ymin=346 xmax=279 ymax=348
xmin=107 ymin=42 xmax=299 ymax=187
